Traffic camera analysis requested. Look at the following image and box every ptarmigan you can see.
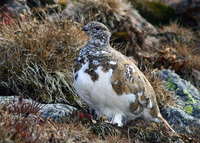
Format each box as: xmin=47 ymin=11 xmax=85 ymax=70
xmin=73 ymin=21 xmax=175 ymax=132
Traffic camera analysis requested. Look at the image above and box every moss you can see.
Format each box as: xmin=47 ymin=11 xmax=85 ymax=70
xmin=187 ymin=98 xmax=196 ymax=104
xmin=198 ymin=106 xmax=200 ymax=109
xmin=184 ymin=105 xmax=193 ymax=115
xmin=113 ymin=32 xmax=129 ymax=42
xmin=183 ymin=90 xmax=192 ymax=97
xmin=133 ymin=1 xmax=177 ymax=26
xmin=183 ymin=90 xmax=196 ymax=103
xmin=58 ymin=0 xmax=68 ymax=10
xmin=183 ymin=90 xmax=187 ymax=94
xmin=187 ymin=94 xmax=192 ymax=98
xmin=166 ymin=78 xmax=176 ymax=90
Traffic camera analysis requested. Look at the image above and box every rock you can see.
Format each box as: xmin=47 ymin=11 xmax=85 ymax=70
xmin=153 ymin=70 xmax=200 ymax=134
xmin=128 ymin=9 xmax=158 ymax=34
xmin=40 ymin=103 xmax=76 ymax=121
xmin=0 ymin=96 xmax=76 ymax=122
xmin=142 ymin=35 xmax=160 ymax=54
xmin=26 ymin=0 xmax=41 ymax=7
xmin=157 ymin=0 xmax=199 ymax=13
xmin=157 ymin=0 xmax=200 ymax=29
xmin=39 ymin=0 xmax=58 ymax=6
xmin=0 ymin=0 xmax=32 ymax=16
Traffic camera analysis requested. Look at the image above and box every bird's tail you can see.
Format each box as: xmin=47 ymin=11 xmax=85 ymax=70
xmin=159 ymin=116 xmax=181 ymax=138
xmin=161 ymin=116 xmax=175 ymax=132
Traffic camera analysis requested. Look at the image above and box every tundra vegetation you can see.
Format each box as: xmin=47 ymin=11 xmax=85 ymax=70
xmin=0 ymin=0 xmax=199 ymax=142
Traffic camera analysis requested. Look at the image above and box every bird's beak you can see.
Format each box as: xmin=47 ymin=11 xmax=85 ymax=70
xmin=82 ymin=27 xmax=88 ymax=31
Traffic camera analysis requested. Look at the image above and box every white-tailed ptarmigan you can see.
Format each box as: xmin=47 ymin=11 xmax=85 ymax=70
xmin=73 ymin=21 xmax=175 ymax=133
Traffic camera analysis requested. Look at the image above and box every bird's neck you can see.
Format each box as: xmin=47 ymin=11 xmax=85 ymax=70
xmin=88 ymin=36 xmax=110 ymax=47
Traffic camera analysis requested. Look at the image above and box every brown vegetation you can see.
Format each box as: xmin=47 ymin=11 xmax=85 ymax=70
xmin=0 ymin=97 xmax=189 ymax=142
xmin=0 ymin=12 xmax=87 ymax=103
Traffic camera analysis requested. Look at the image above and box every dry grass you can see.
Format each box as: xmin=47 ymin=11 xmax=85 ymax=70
xmin=157 ymin=21 xmax=200 ymax=90
xmin=0 ymin=98 xmax=186 ymax=143
xmin=145 ymin=71 xmax=175 ymax=109
xmin=68 ymin=0 xmax=132 ymax=27
xmin=0 ymin=107 xmax=103 ymax=142
xmin=0 ymin=97 xmax=105 ymax=142
xmin=174 ymin=41 xmax=200 ymax=70
xmin=174 ymin=41 xmax=200 ymax=90
xmin=0 ymin=13 xmax=87 ymax=103
xmin=160 ymin=21 xmax=194 ymax=41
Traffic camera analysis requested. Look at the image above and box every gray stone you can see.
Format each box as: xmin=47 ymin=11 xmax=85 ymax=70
xmin=40 ymin=103 xmax=76 ymax=121
xmin=0 ymin=96 xmax=76 ymax=122
xmin=128 ymin=9 xmax=158 ymax=34
xmin=5 ymin=0 xmax=32 ymax=16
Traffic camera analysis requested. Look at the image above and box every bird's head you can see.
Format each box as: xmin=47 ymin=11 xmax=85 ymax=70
xmin=82 ymin=21 xmax=111 ymax=46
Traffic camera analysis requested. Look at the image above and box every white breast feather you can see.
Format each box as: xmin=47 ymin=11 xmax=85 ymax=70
xmin=74 ymin=63 xmax=141 ymax=126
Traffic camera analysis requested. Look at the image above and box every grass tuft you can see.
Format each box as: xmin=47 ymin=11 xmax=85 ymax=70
xmin=145 ymin=71 xmax=175 ymax=109
xmin=0 ymin=13 xmax=87 ymax=103
xmin=69 ymin=0 xmax=132 ymax=26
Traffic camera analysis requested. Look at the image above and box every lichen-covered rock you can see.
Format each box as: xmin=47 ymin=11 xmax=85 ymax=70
xmin=154 ymin=70 xmax=200 ymax=134
xmin=40 ymin=103 xmax=76 ymax=121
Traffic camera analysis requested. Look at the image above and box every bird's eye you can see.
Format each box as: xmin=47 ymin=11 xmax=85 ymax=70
xmin=95 ymin=27 xmax=100 ymax=30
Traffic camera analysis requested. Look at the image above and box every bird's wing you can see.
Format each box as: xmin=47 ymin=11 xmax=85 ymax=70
xmin=109 ymin=49 xmax=157 ymax=112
